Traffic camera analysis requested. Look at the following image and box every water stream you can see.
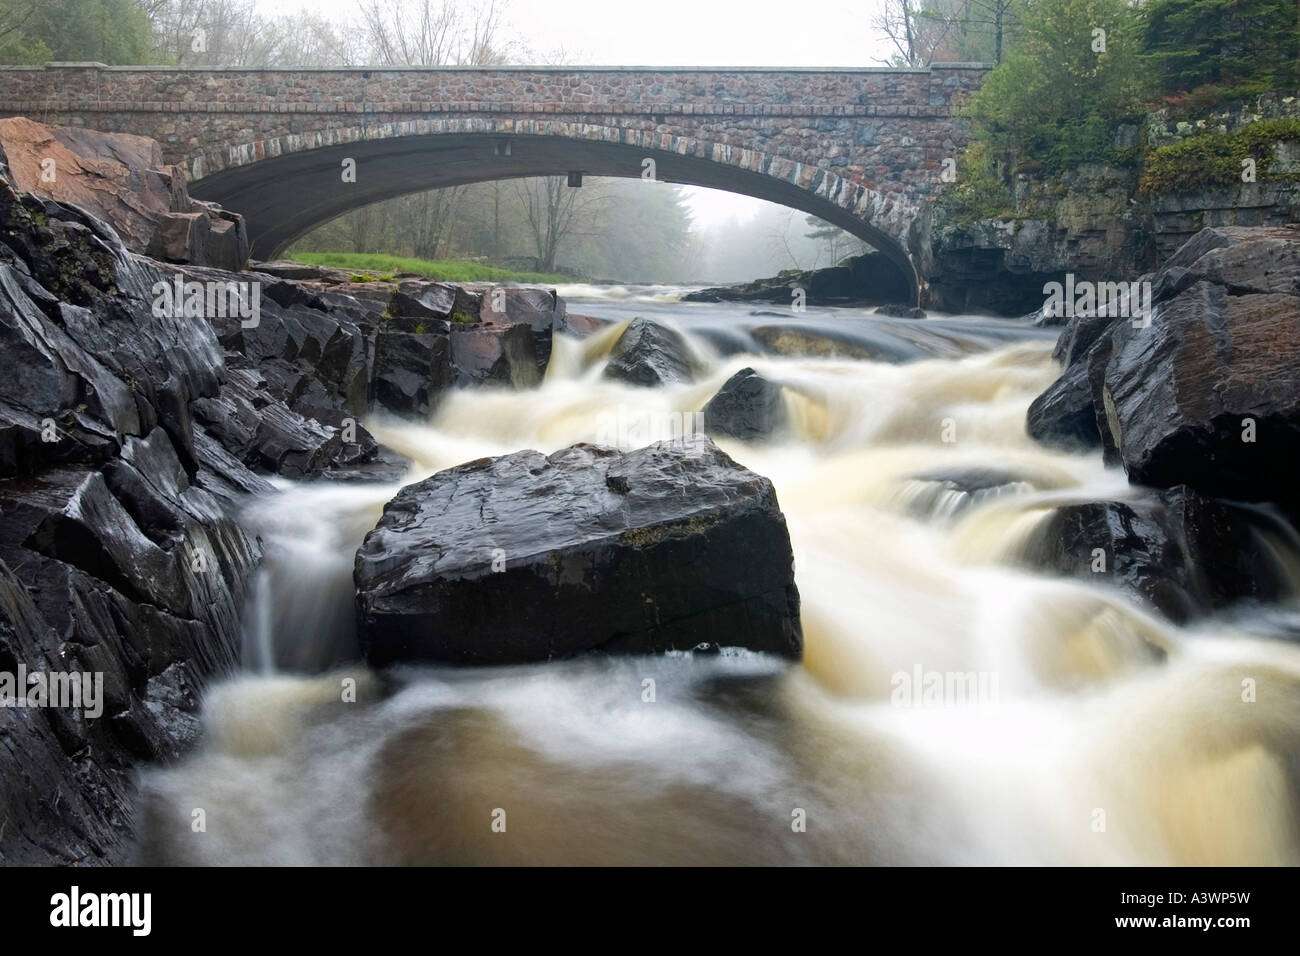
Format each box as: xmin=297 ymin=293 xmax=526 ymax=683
xmin=136 ymin=293 xmax=1300 ymax=866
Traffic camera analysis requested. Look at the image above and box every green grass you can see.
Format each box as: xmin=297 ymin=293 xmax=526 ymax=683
xmin=287 ymin=252 xmax=571 ymax=284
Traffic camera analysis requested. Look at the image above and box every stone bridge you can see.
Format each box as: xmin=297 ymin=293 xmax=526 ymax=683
xmin=0 ymin=62 xmax=989 ymax=299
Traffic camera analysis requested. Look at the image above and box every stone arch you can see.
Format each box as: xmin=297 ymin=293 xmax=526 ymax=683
xmin=187 ymin=120 xmax=924 ymax=301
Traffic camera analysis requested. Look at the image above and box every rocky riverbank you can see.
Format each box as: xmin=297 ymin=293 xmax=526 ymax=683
xmin=682 ymin=252 xmax=913 ymax=308
xmin=0 ymin=125 xmax=808 ymax=863
xmin=1021 ymin=223 xmax=1300 ymax=621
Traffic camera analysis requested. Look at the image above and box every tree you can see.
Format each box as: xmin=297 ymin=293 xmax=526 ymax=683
xmin=513 ymin=176 xmax=610 ymax=273
xmin=0 ymin=0 xmax=48 ymax=63
xmin=804 ymin=214 xmax=868 ymax=267
xmin=960 ymin=0 xmax=1151 ymax=176
xmin=1142 ymin=0 xmax=1300 ymax=103
xmin=874 ymin=0 xmax=957 ymax=66
xmin=930 ymin=0 xmax=1020 ymax=64
xmin=1 ymin=0 xmax=153 ymax=64
xmin=356 ymin=0 xmax=509 ymax=66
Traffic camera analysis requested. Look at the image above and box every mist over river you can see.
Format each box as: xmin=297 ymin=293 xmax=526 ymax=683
xmin=134 ymin=292 xmax=1300 ymax=866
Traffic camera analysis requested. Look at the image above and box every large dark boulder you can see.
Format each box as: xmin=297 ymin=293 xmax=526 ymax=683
xmin=1099 ymin=281 xmax=1300 ymax=503
xmin=603 ymin=318 xmax=696 ymax=387
xmin=354 ymin=436 xmax=802 ymax=666
xmin=702 ymin=368 xmax=789 ymax=441
xmin=1026 ymin=226 xmax=1300 ymax=512
xmin=1022 ymin=486 xmax=1289 ymax=624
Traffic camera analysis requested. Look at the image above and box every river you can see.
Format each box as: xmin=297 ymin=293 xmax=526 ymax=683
xmin=133 ymin=289 xmax=1300 ymax=865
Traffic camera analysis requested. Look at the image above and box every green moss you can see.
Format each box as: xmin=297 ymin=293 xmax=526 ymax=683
xmin=934 ymin=141 xmax=1018 ymax=225
xmin=450 ymin=311 xmax=474 ymax=324
xmin=620 ymin=512 xmax=721 ymax=548
xmin=1140 ymin=118 xmax=1300 ymax=194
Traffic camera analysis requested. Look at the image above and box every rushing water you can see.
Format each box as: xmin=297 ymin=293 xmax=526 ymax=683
xmin=135 ymin=292 xmax=1300 ymax=866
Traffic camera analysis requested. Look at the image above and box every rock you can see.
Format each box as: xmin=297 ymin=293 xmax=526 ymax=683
xmin=391 ymin=281 xmax=459 ymax=320
xmin=1099 ymin=280 xmax=1300 ymax=503
xmin=354 ymin=436 xmax=802 ymax=666
xmin=372 ymin=327 xmax=453 ymax=417
xmin=1050 ymin=311 xmax=1119 ymax=366
xmin=1026 ymin=360 xmax=1103 ymax=450
xmin=191 ymin=367 xmax=354 ymax=479
xmin=1026 ymin=226 xmax=1300 ymax=504
xmin=1023 ymin=486 xmax=1289 ymax=623
xmin=557 ymin=311 xmax=611 ymax=336
xmin=1177 ymin=235 xmax=1300 ymax=296
xmin=602 ymin=318 xmax=696 ymax=386
xmin=875 ymin=303 xmax=927 ymax=319
xmin=450 ymin=322 xmax=550 ymax=388
xmin=702 ymin=368 xmax=788 ymax=441
xmin=0 ymin=117 xmax=248 ymax=270
xmin=479 ymin=286 xmax=566 ymax=330
xmin=682 ymin=252 xmax=911 ymax=306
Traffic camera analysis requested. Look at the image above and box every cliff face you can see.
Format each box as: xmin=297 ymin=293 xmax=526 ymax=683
xmin=926 ymin=96 xmax=1300 ymax=315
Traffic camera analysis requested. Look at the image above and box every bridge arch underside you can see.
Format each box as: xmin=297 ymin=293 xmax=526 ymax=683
xmin=189 ymin=133 xmax=920 ymax=303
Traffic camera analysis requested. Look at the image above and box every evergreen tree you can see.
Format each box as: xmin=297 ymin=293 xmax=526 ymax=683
xmin=1142 ymin=0 xmax=1300 ymax=102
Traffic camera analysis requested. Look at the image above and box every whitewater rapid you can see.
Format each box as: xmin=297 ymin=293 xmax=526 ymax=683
xmin=134 ymin=296 xmax=1300 ymax=866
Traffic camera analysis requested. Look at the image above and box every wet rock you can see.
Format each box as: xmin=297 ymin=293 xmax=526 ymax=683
xmin=450 ymin=322 xmax=550 ymax=388
xmin=603 ymin=318 xmax=696 ymax=387
xmin=391 ymin=281 xmax=459 ymax=320
xmin=557 ymin=311 xmax=612 ymax=336
xmin=1023 ymin=486 xmax=1289 ymax=623
xmin=479 ymin=286 xmax=566 ymax=329
xmin=249 ymin=260 xmax=329 ymax=281
xmin=354 ymin=435 xmax=802 ymax=666
xmin=1176 ymin=235 xmax=1300 ymax=296
xmin=1050 ymin=311 xmax=1119 ymax=367
xmin=191 ymin=367 xmax=353 ymax=479
xmin=702 ymin=368 xmax=788 ymax=441
xmin=1100 ymin=281 xmax=1300 ymax=503
xmin=1026 ymin=226 xmax=1300 ymax=508
xmin=372 ymin=326 xmax=453 ymax=417
xmin=1026 ymin=360 xmax=1102 ymax=450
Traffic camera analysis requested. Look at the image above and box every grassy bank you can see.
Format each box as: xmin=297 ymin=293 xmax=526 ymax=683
xmin=287 ymin=252 xmax=571 ymax=284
